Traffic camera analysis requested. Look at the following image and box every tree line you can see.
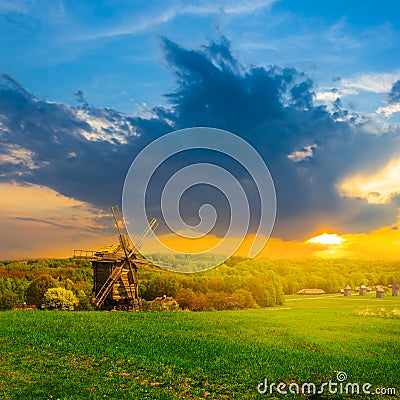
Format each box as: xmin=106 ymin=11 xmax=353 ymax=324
xmin=0 ymin=257 xmax=399 ymax=311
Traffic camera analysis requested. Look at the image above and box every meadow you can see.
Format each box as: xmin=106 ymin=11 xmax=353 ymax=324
xmin=1 ymin=294 xmax=399 ymax=399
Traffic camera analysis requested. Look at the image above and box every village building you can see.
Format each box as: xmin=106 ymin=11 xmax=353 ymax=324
xmin=376 ymin=286 xmax=385 ymax=298
xmin=359 ymin=284 xmax=367 ymax=296
xmin=391 ymin=282 xmax=399 ymax=297
xmin=343 ymin=285 xmax=351 ymax=296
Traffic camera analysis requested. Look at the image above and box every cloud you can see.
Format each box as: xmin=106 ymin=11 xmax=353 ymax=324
xmin=0 ymin=181 xmax=115 ymax=258
xmin=375 ymin=79 xmax=400 ymax=117
xmin=388 ymin=79 xmax=400 ymax=104
xmin=74 ymin=109 xmax=138 ymax=143
xmin=70 ymin=1 xmax=277 ymax=42
xmin=0 ymin=72 xmax=173 ymax=208
xmin=0 ymin=0 xmax=30 ymax=14
xmin=1 ymin=39 xmax=400 ymax=243
xmin=340 ymin=72 xmax=400 ymax=95
xmin=376 ymin=103 xmax=400 ymax=117
xmin=287 ymin=144 xmax=318 ymax=162
xmin=0 ymin=143 xmax=41 ymax=171
xmin=338 ymin=158 xmax=400 ymax=204
xmin=315 ymin=90 xmax=339 ymax=102
xmin=134 ymin=39 xmax=400 ymax=239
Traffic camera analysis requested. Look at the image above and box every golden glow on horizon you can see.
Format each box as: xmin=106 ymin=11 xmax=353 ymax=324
xmin=306 ymin=233 xmax=345 ymax=245
xmin=0 ymin=182 xmax=114 ymax=259
xmin=0 ymin=181 xmax=100 ymax=226
xmin=142 ymin=228 xmax=400 ymax=260
xmin=1 ymin=183 xmax=400 ymax=260
xmin=338 ymin=158 xmax=400 ymax=204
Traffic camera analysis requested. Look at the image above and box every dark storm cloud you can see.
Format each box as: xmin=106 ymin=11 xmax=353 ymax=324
xmin=1 ymin=39 xmax=399 ymax=239
xmin=0 ymin=73 xmax=171 ymax=207
xmin=159 ymin=38 xmax=400 ymax=236
xmin=388 ymin=79 xmax=400 ymax=104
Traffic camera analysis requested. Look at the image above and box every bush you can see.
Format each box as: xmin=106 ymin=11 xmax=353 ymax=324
xmin=143 ymin=296 xmax=180 ymax=312
xmin=175 ymin=288 xmax=195 ymax=310
xmin=42 ymin=287 xmax=78 ymax=311
xmin=0 ymin=289 xmax=19 ymax=310
xmin=75 ymin=290 xmax=94 ymax=311
xmin=175 ymin=288 xmax=209 ymax=311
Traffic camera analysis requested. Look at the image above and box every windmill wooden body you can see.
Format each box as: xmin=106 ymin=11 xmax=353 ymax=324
xmin=74 ymin=206 xmax=157 ymax=310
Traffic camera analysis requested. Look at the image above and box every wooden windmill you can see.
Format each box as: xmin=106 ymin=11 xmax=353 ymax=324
xmin=74 ymin=205 xmax=158 ymax=310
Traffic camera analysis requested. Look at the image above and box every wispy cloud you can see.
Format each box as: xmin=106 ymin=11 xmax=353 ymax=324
xmin=340 ymin=71 xmax=400 ymax=94
xmin=0 ymin=143 xmax=42 ymax=170
xmin=325 ymin=18 xmax=361 ymax=51
xmin=72 ymin=0 xmax=277 ymax=42
xmin=0 ymin=181 xmax=107 ymax=230
xmin=0 ymin=0 xmax=30 ymax=14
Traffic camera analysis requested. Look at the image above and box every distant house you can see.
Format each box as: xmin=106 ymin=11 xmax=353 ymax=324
xmin=297 ymin=289 xmax=326 ymax=295
xmin=376 ymin=286 xmax=385 ymax=298
xmin=392 ymin=282 xmax=399 ymax=297
xmin=359 ymin=284 xmax=367 ymax=296
xmin=343 ymin=285 xmax=351 ymax=296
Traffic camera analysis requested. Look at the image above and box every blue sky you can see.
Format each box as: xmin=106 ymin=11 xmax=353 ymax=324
xmin=1 ymin=0 xmax=400 ymax=118
xmin=1 ymin=0 xmax=400 ymax=258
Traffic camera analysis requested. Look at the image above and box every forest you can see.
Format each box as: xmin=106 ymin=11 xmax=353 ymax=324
xmin=0 ymin=256 xmax=399 ymax=311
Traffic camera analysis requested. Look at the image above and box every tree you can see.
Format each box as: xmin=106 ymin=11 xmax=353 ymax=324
xmin=206 ymin=290 xmax=229 ymax=310
xmin=42 ymin=287 xmax=78 ymax=311
xmin=245 ymin=271 xmax=284 ymax=307
xmin=228 ymin=289 xmax=258 ymax=310
xmin=0 ymin=289 xmax=19 ymax=310
xmin=26 ymin=275 xmax=58 ymax=307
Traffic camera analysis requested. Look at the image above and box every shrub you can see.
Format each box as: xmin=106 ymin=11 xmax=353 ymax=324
xmin=0 ymin=289 xmax=19 ymax=310
xmin=175 ymin=288 xmax=195 ymax=310
xmin=143 ymin=296 xmax=180 ymax=312
xmin=354 ymin=307 xmax=400 ymax=319
xmin=42 ymin=287 xmax=78 ymax=311
xmin=75 ymin=290 xmax=94 ymax=311
xmin=175 ymin=288 xmax=209 ymax=311
xmin=206 ymin=290 xmax=229 ymax=310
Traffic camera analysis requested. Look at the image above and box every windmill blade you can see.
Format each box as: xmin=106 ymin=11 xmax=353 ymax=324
xmin=110 ymin=205 xmax=141 ymax=308
xmin=110 ymin=205 xmax=135 ymax=256
xmin=135 ymin=217 xmax=158 ymax=250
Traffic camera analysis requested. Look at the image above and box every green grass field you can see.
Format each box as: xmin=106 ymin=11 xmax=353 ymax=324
xmin=1 ymin=295 xmax=399 ymax=399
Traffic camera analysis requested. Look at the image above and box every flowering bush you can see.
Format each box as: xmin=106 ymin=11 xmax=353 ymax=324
xmin=42 ymin=287 xmax=78 ymax=311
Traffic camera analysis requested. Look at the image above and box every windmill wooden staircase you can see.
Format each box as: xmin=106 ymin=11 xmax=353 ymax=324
xmin=94 ymin=266 xmax=123 ymax=308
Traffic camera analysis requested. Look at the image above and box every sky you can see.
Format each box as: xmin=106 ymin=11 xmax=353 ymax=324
xmin=1 ymin=0 xmax=400 ymax=259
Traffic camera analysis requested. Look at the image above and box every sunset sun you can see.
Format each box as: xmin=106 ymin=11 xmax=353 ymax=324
xmin=307 ymin=233 xmax=345 ymax=246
